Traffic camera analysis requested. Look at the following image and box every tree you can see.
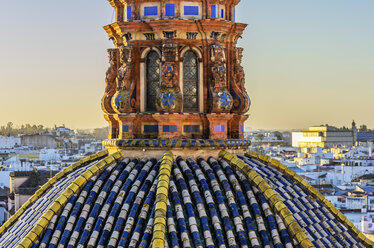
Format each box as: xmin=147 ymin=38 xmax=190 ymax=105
xmin=5 ymin=122 xmax=14 ymax=135
xmin=256 ymin=133 xmax=264 ymax=141
xmin=360 ymin=125 xmax=368 ymax=132
xmin=274 ymin=131 xmax=283 ymax=140
xmin=6 ymin=122 xmax=13 ymax=130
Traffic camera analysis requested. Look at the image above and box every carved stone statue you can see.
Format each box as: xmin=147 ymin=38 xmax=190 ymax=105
xmin=156 ymin=43 xmax=182 ymax=113
xmin=210 ymin=44 xmax=225 ymax=63
xmin=231 ymin=47 xmax=251 ymax=113
xmin=211 ymin=62 xmax=226 ymax=91
xmin=101 ymin=49 xmax=118 ymax=114
xmin=111 ymin=46 xmax=136 ymax=113
xmin=209 ymin=44 xmax=233 ymax=113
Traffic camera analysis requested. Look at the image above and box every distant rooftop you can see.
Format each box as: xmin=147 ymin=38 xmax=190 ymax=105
xmin=357 ymin=132 xmax=374 ymax=142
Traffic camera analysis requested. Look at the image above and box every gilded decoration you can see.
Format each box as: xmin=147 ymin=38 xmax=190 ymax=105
xmin=101 ymin=48 xmax=118 ymax=114
xmin=112 ymin=46 xmax=136 ymax=113
xmin=231 ymin=47 xmax=251 ymax=113
xmin=210 ymin=44 xmax=233 ymax=113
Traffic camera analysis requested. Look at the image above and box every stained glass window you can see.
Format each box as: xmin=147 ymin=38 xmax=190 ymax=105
xmin=146 ymin=51 xmax=160 ymax=112
xmin=183 ymin=50 xmax=199 ymax=112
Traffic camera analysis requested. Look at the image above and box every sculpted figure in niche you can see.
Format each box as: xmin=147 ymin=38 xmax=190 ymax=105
xmin=210 ymin=44 xmax=233 ymax=113
xmin=210 ymin=44 xmax=225 ymax=63
xmin=101 ymin=49 xmax=118 ymax=114
xmin=231 ymin=47 xmax=251 ymax=113
xmin=156 ymin=43 xmax=182 ymax=113
xmin=233 ymin=48 xmax=246 ymax=92
xmin=211 ymin=62 xmax=226 ymax=91
xmin=117 ymin=47 xmax=133 ymax=91
xmin=161 ymin=62 xmax=179 ymax=91
xmin=111 ymin=46 xmax=136 ymax=113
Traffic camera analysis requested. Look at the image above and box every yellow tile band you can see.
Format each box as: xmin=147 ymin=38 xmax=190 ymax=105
xmin=219 ymin=150 xmax=315 ymax=248
xmin=152 ymin=151 xmax=174 ymax=248
xmin=15 ymin=151 xmax=122 ymax=248
xmin=0 ymin=150 xmax=108 ymax=238
xmin=246 ymin=150 xmax=374 ymax=248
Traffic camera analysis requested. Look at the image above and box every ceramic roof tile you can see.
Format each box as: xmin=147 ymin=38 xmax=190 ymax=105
xmin=0 ymin=151 xmax=372 ymax=248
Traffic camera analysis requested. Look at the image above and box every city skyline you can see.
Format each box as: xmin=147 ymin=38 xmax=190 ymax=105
xmin=0 ymin=0 xmax=373 ymax=130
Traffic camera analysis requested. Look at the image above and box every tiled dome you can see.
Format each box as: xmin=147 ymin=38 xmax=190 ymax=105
xmin=0 ymin=150 xmax=372 ymax=248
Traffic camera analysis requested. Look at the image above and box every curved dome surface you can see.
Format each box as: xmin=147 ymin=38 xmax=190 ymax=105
xmin=0 ymin=150 xmax=372 ymax=248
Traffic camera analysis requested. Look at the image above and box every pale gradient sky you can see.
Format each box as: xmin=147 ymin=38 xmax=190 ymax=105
xmin=0 ymin=0 xmax=373 ymax=130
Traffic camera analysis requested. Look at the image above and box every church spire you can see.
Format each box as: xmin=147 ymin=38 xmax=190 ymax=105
xmin=102 ymin=0 xmax=250 ymax=146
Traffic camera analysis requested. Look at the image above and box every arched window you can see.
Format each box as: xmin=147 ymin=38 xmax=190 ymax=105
xmin=146 ymin=51 xmax=160 ymax=112
xmin=183 ymin=50 xmax=199 ymax=112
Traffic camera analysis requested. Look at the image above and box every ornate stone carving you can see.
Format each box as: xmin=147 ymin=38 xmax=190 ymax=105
xmin=101 ymin=48 xmax=118 ymax=114
xmin=186 ymin=32 xmax=198 ymax=40
xmin=211 ymin=61 xmax=226 ymax=90
xmin=209 ymin=44 xmax=233 ymax=113
xmin=162 ymin=42 xmax=178 ymax=62
xmin=161 ymin=62 xmax=179 ymax=90
xmin=144 ymin=33 xmax=155 ymax=40
xmin=163 ymin=31 xmax=177 ymax=39
xmin=156 ymin=43 xmax=182 ymax=113
xmin=231 ymin=47 xmax=251 ymax=113
xmin=111 ymin=46 xmax=136 ymax=113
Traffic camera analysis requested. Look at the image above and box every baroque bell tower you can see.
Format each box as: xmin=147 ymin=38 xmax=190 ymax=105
xmin=102 ymin=0 xmax=251 ymax=154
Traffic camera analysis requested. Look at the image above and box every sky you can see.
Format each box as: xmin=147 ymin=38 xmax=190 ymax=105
xmin=0 ymin=0 xmax=373 ymax=130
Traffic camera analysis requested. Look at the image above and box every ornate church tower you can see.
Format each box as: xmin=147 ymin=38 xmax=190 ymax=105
xmin=1 ymin=2 xmax=372 ymax=247
xmin=102 ymin=0 xmax=251 ymax=154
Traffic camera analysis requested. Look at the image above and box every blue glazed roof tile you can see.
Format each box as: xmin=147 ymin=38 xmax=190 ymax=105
xmin=0 ymin=152 xmax=370 ymax=248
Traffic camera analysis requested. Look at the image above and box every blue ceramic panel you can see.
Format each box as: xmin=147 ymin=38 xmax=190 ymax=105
xmin=211 ymin=5 xmax=218 ymax=18
xmin=165 ymin=4 xmax=175 ymax=17
xmin=144 ymin=6 xmax=158 ymax=16
xmin=184 ymin=6 xmax=199 ymax=15
xmin=163 ymin=125 xmax=177 ymax=132
xmin=214 ymin=125 xmax=225 ymax=132
xmin=144 ymin=125 xmax=159 ymax=133
xmin=183 ymin=125 xmax=200 ymax=133
xmin=127 ymin=6 xmax=132 ymax=19
xmin=122 ymin=125 xmax=129 ymax=133
xmin=220 ymin=9 xmax=224 ymax=18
